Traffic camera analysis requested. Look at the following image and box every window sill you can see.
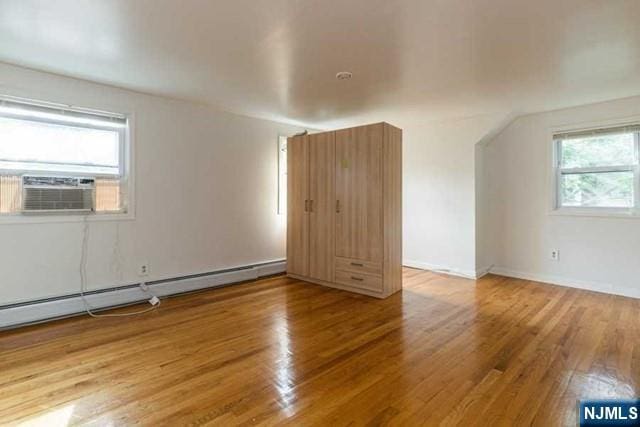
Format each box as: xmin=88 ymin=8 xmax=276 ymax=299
xmin=0 ymin=211 xmax=134 ymax=225
xmin=549 ymin=208 xmax=640 ymax=219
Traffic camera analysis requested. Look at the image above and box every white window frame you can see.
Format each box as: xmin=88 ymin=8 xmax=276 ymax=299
xmin=0 ymin=94 xmax=134 ymax=224
xmin=551 ymin=122 xmax=640 ymax=218
xmin=277 ymin=135 xmax=287 ymax=215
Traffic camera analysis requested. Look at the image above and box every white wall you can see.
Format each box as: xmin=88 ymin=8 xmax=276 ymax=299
xmin=402 ymin=113 xmax=508 ymax=278
xmin=0 ymin=62 xmax=305 ymax=305
xmin=4 ymin=63 xmax=637 ymax=306
xmin=474 ymin=142 xmax=493 ymax=275
xmin=483 ymin=95 xmax=640 ymax=298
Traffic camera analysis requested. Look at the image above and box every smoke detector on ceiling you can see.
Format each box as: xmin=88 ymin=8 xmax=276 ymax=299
xmin=336 ymin=71 xmax=353 ymax=80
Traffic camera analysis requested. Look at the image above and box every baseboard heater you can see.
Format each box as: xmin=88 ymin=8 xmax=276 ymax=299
xmin=0 ymin=260 xmax=286 ymax=330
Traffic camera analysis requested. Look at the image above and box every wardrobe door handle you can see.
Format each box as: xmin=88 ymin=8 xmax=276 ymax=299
xmin=336 ymin=200 xmax=340 ymax=213
xmin=309 ymin=200 xmax=314 ymax=212
xmin=304 ymin=200 xmax=309 ymax=212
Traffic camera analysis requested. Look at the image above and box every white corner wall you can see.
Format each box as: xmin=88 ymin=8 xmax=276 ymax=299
xmin=0 ymin=62 xmax=305 ymax=305
xmin=474 ymin=142 xmax=494 ymax=277
xmin=483 ymin=95 xmax=640 ymax=298
xmin=403 ymin=113 xmax=508 ymax=278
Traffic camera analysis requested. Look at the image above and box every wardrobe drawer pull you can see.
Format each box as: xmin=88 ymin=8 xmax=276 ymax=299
xmin=335 ymin=258 xmax=382 ymax=276
xmin=335 ymin=269 xmax=383 ymax=291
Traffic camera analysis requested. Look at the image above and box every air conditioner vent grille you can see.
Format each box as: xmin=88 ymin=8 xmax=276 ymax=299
xmin=21 ymin=176 xmax=95 ymax=213
xmin=23 ymin=188 xmax=94 ymax=211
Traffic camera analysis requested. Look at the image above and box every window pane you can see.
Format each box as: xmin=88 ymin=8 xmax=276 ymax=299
xmin=0 ymin=175 xmax=21 ymax=213
xmin=95 ymin=179 xmax=121 ymax=212
xmin=278 ymin=136 xmax=287 ymax=215
xmin=561 ymin=171 xmax=634 ymax=208
xmin=560 ymin=133 xmax=636 ymax=168
xmin=0 ymin=116 xmax=120 ymax=174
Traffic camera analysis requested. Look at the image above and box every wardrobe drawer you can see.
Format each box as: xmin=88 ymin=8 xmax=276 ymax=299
xmin=335 ymin=257 xmax=382 ymax=276
xmin=335 ymin=270 xmax=383 ymax=292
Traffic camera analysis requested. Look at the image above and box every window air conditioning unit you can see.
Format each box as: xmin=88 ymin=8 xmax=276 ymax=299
xmin=21 ymin=176 xmax=95 ymax=213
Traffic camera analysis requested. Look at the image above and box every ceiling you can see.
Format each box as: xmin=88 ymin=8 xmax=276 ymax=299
xmin=1 ymin=0 xmax=639 ymax=129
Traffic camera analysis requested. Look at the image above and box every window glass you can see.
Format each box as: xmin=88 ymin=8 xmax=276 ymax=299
xmin=560 ymin=133 xmax=635 ymax=168
xmin=561 ymin=171 xmax=634 ymax=208
xmin=0 ymin=116 xmax=120 ymax=175
xmin=278 ymin=136 xmax=287 ymax=215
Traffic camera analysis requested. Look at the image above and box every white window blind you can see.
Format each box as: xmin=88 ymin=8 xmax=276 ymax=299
xmin=0 ymin=99 xmax=126 ymax=176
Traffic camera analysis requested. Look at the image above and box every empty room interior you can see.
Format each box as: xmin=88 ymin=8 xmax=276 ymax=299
xmin=1 ymin=1 xmax=640 ymax=425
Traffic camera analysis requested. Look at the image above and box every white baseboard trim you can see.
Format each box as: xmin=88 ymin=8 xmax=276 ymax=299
xmin=0 ymin=260 xmax=286 ymax=330
xmin=475 ymin=265 xmax=494 ymax=279
xmin=403 ymin=259 xmax=479 ymax=280
xmin=490 ymin=267 xmax=640 ymax=300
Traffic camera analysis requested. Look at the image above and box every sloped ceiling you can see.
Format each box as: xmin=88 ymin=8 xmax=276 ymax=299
xmin=0 ymin=0 xmax=639 ymax=129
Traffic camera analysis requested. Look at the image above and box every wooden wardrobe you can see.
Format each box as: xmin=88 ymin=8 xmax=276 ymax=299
xmin=287 ymin=122 xmax=402 ymax=298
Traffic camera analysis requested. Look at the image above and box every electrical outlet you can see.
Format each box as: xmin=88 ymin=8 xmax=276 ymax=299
xmin=139 ymin=264 xmax=150 ymax=276
xmin=550 ymin=249 xmax=560 ymax=261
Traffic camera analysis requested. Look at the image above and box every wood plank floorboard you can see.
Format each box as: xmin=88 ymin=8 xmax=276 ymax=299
xmin=0 ymin=268 xmax=638 ymax=426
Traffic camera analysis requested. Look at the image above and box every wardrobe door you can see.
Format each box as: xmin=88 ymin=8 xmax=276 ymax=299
xmin=335 ymin=124 xmax=383 ymax=262
xmin=287 ymin=135 xmax=309 ymax=276
xmin=308 ymin=131 xmax=335 ymax=282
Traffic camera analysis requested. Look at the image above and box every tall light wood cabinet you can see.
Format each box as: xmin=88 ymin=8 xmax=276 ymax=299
xmin=287 ymin=122 xmax=402 ymax=298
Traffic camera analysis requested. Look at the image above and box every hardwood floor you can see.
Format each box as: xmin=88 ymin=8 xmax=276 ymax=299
xmin=0 ymin=268 xmax=638 ymax=426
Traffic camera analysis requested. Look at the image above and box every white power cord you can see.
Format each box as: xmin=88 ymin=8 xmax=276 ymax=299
xmin=79 ymin=215 xmax=160 ymax=318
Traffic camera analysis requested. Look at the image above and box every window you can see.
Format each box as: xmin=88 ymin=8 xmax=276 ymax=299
xmin=0 ymin=97 xmax=128 ymax=215
xmin=554 ymin=125 xmax=640 ymax=213
xmin=278 ymin=135 xmax=287 ymax=215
